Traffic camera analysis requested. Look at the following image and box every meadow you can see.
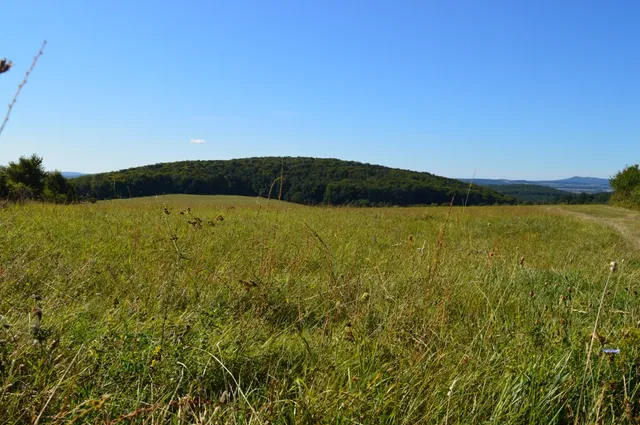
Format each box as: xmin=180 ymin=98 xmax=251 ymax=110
xmin=1 ymin=196 xmax=639 ymax=424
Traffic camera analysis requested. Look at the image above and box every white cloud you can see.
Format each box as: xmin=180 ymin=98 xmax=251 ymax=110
xmin=190 ymin=139 xmax=206 ymax=145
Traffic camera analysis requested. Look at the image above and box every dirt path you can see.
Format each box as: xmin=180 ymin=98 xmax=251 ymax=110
xmin=547 ymin=205 xmax=640 ymax=249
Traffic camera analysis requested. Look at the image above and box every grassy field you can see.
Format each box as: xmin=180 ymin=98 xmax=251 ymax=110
xmin=1 ymin=195 xmax=640 ymax=424
xmin=102 ymin=195 xmax=295 ymax=207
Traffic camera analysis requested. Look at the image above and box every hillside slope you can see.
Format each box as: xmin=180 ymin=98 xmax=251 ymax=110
xmin=72 ymin=157 xmax=515 ymax=206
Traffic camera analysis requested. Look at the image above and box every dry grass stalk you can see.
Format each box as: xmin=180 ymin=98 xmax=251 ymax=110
xmin=0 ymin=40 xmax=47 ymax=138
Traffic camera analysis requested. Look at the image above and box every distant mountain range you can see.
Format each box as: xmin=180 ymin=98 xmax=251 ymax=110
xmin=61 ymin=172 xmax=86 ymax=178
xmin=459 ymin=176 xmax=611 ymax=194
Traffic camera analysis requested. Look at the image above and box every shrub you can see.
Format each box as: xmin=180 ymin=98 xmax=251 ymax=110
xmin=1 ymin=155 xmax=72 ymax=203
xmin=611 ymin=164 xmax=640 ymax=196
xmin=6 ymin=154 xmax=47 ymax=197
xmin=610 ymin=164 xmax=640 ymax=207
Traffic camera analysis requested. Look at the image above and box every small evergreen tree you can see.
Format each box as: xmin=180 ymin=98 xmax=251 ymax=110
xmin=6 ymin=154 xmax=47 ymax=197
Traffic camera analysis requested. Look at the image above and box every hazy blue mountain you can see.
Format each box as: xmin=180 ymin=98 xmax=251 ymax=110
xmin=550 ymin=176 xmax=611 ymax=186
xmin=460 ymin=176 xmax=611 ymax=194
xmin=61 ymin=172 xmax=86 ymax=178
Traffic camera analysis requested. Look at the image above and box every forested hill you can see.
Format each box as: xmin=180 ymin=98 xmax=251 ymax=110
xmin=72 ymin=157 xmax=516 ymax=206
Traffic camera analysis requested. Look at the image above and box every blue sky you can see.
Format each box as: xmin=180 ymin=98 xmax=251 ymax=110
xmin=2 ymin=1 xmax=639 ymax=179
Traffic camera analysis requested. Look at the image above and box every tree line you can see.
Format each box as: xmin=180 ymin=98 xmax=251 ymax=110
xmin=2 ymin=154 xmax=622 ymax=207
xmin=0 ymin=154 xmax=75 ymax=203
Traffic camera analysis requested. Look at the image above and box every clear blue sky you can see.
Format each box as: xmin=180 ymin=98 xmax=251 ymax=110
xmin=2 ymin=1 xmax=639 ymax=179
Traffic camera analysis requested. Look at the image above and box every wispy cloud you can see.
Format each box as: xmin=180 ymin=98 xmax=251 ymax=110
xmin=190 ymin=139 xmax=206 ymax=145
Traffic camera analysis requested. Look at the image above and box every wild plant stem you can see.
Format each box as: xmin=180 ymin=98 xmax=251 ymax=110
xmin=0 ymin=41 xmax=47 ymax=139
xmin=574 ymin=267 xmax=614 ymax=424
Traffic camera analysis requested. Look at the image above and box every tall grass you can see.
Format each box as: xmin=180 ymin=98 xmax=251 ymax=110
xmin=0 ymin=198 xmax=639 ymax=423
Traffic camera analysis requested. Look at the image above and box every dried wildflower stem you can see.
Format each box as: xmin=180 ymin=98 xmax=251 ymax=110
xmin=278 ymin=158 xmax=284 ymax=201
xmin=428 ymin=195 xmax=455 ymax=281
xmin=574 ymin=267 xmax=614 ymax=425
xmin=463 ymin=170 xmax=476 ymax=208
xmin=445 ymin=378 xmax=458 ymax=425
xmin=267 ymin=176 xmax=282 ymax=206
xmin=0 ymin=58 xmax=13 ymax=74
xmin=191 ymin=346 xmax=263 ymax=424
xmin=33 ymin=343 xmax=84 ymax=425
xmin=0 ymin=40 xmax=47 ymax=139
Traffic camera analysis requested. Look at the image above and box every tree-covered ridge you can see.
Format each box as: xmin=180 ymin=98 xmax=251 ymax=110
xmin=72 ymin=157 xmax=516 ymax=206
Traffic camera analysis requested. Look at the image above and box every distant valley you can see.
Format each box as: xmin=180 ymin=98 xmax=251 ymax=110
xmin=459 ymin=176 xmax=611 ymax=194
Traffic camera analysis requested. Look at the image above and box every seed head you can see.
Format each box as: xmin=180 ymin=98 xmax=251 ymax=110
xmin=0 ymin=59 xmax=12 ymax=74
xmin=32 ymin=307 xmax=42 ymax=321
xmin=610 ymin=261 xmax=617 ymax=272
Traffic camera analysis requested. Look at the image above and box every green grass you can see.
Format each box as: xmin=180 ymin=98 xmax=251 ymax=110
xmin=102 ymin=194 xmax=296 ymax=207
xmin=1 ymin=197 xmax=640 ymax=423
xmin=561 ymin=204 xmax=632 ymax=219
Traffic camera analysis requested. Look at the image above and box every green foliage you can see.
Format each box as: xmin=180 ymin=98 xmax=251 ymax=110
xmin=6 ymin=153 xmax=47 ymax=196
xmin=5 ymin=181 xmax=34 ymax=200
xmin=0 ymin=199 xmax=638 ymax=423
xmin=611 ymin=165 xmax=640 ymax=195
xmin=45 ymin=170 xmax=68 ymax=195
xmin=1 ymin=154 xmax=71 ymax=203
xmin=43 ymin=170 xmax=74 ymax=203
xmin=610 ymin=164 xmax=640 ymax=207
xmin=72 ymin=157 xmax=516 ymax=206
xmin=0 ymin=167 xmax=8 ymax=198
